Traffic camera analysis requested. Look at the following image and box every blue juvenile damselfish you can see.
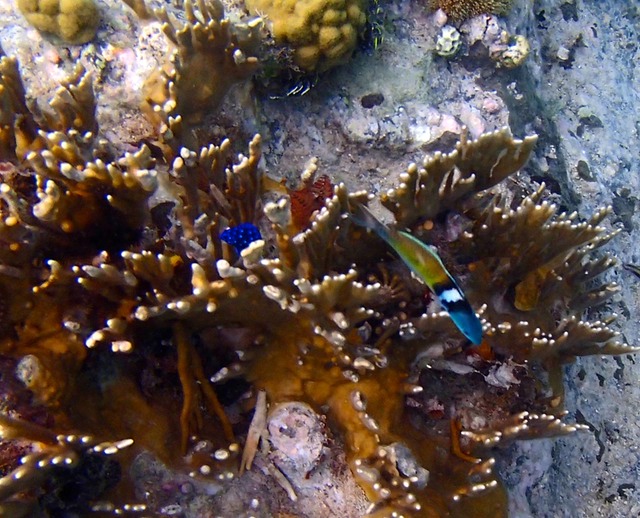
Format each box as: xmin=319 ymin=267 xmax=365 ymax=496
xmin=350 ymin=204 xmax=483 ymax=345
xmin=220 ymin=223 xmax=262 ymax=252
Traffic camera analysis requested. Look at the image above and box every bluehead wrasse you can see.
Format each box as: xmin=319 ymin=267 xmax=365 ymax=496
xmin=220 ymin=223 xmax=262 ymax=252
xmin=623 ymin=263 xmax=640 ymax=280
xmin=350 ymin=204 xmax=483 ymax=345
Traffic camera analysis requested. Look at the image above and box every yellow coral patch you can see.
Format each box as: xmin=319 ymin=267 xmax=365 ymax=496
xmin=318 ymin=26 xmax=342 ymax=51
xmin=245 ymin=0 xmax=367 ymax=71
xmin=295 ymin=45 xmax=322 ymax=70
xmin=17 ymin=0 xmax=99 ymax=44
xmin=514 ymin=266 xmax=551 ymax=311
xmin=323 ymin=8 xmax=346 ymax=24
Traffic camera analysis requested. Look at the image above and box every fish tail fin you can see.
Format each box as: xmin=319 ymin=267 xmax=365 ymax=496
xmin=350 ymin=203 xmax=391 ymax=241
xmin=438 ymin=285 xmax=483 ymax=345
xmin=448 ymin=305 xmax=483 ymax=345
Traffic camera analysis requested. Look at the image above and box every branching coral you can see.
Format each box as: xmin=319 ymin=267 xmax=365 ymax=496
xmin=0 ymin=33 xmax=636 ymax=518
xmin=381 ymin=127 xmax=537 ymax=228
xmin=133 ymin=0 xmax=260 ymax=136
xmin=0 ymin=414 xmax=134 ymax=516
xmin=0 ymin=44 xmax=97 ymax=160
xmin=0 ymin=48 xmax=38 ymax=159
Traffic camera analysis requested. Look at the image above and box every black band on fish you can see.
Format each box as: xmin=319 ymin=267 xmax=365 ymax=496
xmin=435 ymin=285 xmax=470 ymax=311
xmin=350 ymin=204 xmax=483 ymax=344
xmin=442 ymin=297 xmax=474 ymax=314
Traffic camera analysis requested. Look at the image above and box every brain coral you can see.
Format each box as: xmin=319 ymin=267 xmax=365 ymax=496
xmin=244 ymin=0 xmax=368 ymax=71
xmin=429 ymin=0 xmax=511 ymax=21
xmin=17 ymin=0 xmax=99 ymax=44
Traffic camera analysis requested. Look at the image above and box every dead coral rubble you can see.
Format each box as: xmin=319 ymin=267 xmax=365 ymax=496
xmin=0 ymin=23 xmax=636 ymax=518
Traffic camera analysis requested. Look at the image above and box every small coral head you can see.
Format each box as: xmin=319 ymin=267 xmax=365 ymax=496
xmin=220 ymin=223 xmax=262 ymax=252
xmin=430 ymin=0 xmax=512 ymax=21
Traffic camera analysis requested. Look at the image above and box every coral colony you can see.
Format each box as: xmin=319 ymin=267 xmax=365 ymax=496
xmin=0 ymin=0 xmax=636 ymax=516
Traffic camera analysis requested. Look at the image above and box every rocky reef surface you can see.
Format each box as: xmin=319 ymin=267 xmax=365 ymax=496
xmin=0 ymin=0 xmax=639 ymax=516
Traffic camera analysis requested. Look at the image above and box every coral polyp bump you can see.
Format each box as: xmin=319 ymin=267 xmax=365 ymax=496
xmin=0 ymin=10 xmax=636 ymax=518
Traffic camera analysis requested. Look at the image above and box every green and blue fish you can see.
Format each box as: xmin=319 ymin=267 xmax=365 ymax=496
xmin=351 ymin=204 xmax=483 ymax=345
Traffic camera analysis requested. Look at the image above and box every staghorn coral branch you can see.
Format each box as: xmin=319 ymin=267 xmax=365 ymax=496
xmin=141 ymin=0 xmax=259 ymax=143
xmin=0 ymin=48 xmax=38 ymax=159
xmin=381 ymin=127 xmax=537 ymax=227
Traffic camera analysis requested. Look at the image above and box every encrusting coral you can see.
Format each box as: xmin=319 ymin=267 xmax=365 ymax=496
xmin=429 ymin=0 xmax=512 ymax=22
xmin=0 ymin=11 xmax=636 ymax=518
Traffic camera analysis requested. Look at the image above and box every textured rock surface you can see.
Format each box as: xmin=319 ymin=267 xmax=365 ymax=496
xmin=1 ymin=0 xmax=639 ymax=515
xmin=503 ymin=2 xmax=640 ymax=516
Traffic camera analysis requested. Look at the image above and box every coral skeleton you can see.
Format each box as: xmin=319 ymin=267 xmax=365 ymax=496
xmin=0 ymin=20 xmax=636 ymax=517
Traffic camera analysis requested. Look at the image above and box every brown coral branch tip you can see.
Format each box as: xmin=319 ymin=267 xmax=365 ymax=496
xmin=450 ymin=418 xmax=482 ymax=464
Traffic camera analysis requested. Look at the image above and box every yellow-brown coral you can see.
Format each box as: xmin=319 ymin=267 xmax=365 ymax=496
xmin=17 ymin=0 xmax=100 ymax=44
xmin=244 ymin=0 xmax=368 ymax=71
xmin=429 ymin=0 xmax=512 ymax=22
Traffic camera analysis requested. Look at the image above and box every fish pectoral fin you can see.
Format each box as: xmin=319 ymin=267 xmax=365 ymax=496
xmin=410 ymin=270 xmax=425 ymax=285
